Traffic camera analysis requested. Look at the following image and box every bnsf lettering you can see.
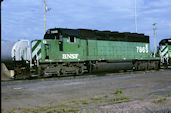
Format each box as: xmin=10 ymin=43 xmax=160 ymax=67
xmin=136 ymin=44 xmax=148 ymax=53
xmin=62 ymin=54 xmax=79 ymax=59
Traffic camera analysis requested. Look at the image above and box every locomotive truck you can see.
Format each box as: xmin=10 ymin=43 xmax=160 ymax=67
xmin=13 ymin=28 xmax=160 ymax=79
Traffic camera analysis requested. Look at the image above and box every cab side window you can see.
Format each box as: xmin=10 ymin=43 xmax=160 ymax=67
xmin=68 ymin=36 xmax=76 ymax=43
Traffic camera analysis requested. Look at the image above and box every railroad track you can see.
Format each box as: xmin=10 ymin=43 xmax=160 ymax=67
xmin=1 ymin=69 xmax=167 ymax=84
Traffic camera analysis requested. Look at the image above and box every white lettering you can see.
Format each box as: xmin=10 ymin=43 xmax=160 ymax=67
xmin=136 ymin=44 xmax=148 ymax=53
xmin=43 ymin=40 xmax=47 ymax=44
xmin=62 ymin=54 xmax=79 ymax=59
xmin=51 ymin=30 xmax=58 ymax=34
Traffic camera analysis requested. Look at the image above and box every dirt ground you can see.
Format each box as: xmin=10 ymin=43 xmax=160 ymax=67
xmin=1 ymin=69 xmax=171 ymax=113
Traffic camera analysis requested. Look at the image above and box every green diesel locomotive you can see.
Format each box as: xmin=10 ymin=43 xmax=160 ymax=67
xmin=21 ymin=28 xmax=159 ymax=78
xmin=159 ymin=38 xmax=171 ymax=67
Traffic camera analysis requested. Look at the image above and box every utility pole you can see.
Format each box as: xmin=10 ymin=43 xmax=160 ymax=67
xmin=153 ymin=23 xmax=157 ymax=57
xmin=134 ymin=0 xmax=137 ymax=32
xmin=44 ymin=0 xmax=46 ymax=34
xmin=43 ymin=0 xmax=51 ymax=34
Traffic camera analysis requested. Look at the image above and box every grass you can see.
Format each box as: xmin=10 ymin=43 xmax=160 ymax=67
xmin=114 ymin=89 xmax=123 ymax=95
xmin=43 ymin=108 xmax=79 ymax=113
xmin=82 ymin=100 xmax=90 ymax=104
xmin=104 ymin=94 xmax=109 ymax=98
xmin=68 ymin=99 xmax=77 ymax=103
xmin=6 ymin=92 xmax=132 ymax=113
xmin=2 ymin=109 xmax=6 ymax=113
xmin=153 ymin=97 xmax=167 ymax=104
xmin=110 ymin=96 xmax=130 ymax=102
xmin=55 ymin=103 xmax=70 ymax=108
xmin=9 ymin=110 xmax=17 ymax=113
xmin=7 ymin=103 xmax=79 ymax=113
xmin=90 ymin=96 xmax=103 ymax=101
xmin=57 ymin=108 xmax=79 ymax=113
xmin=139 ymin=97 xmax=145 ymax=101
xmin=168 ymin=93 xmax=171 ymax=97
xmin=9 ymin=108 xmax=39 ymax=113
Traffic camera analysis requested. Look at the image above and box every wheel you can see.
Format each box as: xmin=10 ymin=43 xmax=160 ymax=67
xmin=56 ymin=70 xmax=61 ymax=76
xmin=75 ymin=69 xmax=79 ymax=75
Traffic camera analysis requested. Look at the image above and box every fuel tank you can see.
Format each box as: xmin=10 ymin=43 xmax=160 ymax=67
xmin=92 ymin=61 xmax=133 ymax=72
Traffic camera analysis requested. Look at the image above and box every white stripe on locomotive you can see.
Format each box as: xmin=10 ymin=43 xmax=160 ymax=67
xmin=160 ymin=46 xmax=168 ymax=57
xmin=32 ymin=41 xmax=37 ymax=48
xmin=32 ymin=41 xmax=41 ymax=60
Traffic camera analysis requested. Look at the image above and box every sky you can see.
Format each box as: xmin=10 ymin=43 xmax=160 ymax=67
xmin=2 ymin=0 xmax=171 ymax=51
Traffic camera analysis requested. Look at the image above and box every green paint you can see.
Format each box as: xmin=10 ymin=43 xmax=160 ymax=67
xmin=33 ymin=37 xmax=158 ymax=63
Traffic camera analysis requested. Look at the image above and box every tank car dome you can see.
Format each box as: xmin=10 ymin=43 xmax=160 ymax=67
xmin=11 ymin=40 xmax=31 ymax=61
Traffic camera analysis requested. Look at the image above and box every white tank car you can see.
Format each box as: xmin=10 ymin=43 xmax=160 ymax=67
xmin=1 ymin=40 xmax=31 ymax=80
xmin=1 ymin=40 xmax=31 ymax=62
